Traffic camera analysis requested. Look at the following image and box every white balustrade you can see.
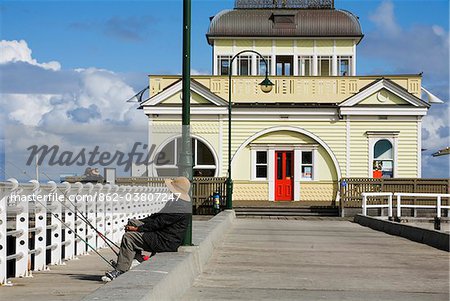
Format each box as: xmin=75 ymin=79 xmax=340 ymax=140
xmin=361 ymin=192 xmax=450 ymax=219
xmin=0 ymin=178 xmax=166 ymax=284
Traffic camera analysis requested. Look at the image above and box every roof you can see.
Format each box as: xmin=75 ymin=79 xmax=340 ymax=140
xmin=207 ymin=8 xmax=363 ymax=44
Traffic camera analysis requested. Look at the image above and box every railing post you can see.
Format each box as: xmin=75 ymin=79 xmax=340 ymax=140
xmin=112 ymin=185 xmax=120 ymax=243
xmin=94 ymin=184 xmax=105 ymax=249
xmin=436 ymin=196 xmax=442 ymax=218
xmin=72 ymin=182 xmax=85 ymax=256
xmin=396 ymin=194 xmax=402 ymax=219
xmin=33 ymin=181 xmax=47 ymax=271
xmin=62 ymin=181 xmax=75 ymax=260
xmin=362 ymin=193 xmax=367 ymax=216
xmin=85 ymin=183 xmax=96 ymax=251
xmin=103 ymin=184 xmax=113 ymax=242
xmin=15 ymin=184 xmax=29 ymax=278
xmin=0 ymin=183 xmax=10 ymax=284
xmin=50 ymin=181 xmax=62 ymax=265
xmin=388 ymin=193 xmax=393 ymax=218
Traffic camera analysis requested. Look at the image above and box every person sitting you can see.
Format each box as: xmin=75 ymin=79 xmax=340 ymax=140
xmin=103 ymin=177 xmax=191 ymax=281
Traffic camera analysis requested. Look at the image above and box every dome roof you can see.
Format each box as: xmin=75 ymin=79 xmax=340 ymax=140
xmin=207 ymin=8 xmax=363 ymax=44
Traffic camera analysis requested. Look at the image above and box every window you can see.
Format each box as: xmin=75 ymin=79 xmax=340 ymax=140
xmin=318 ymin=56 xmax=332 ymax=76
xmin=276 ymin=55 xmax=293 ymax=76
xmin=257 ymin=56 xmax=272 ymax=76
xmin=237 ymin=55 xmax=252 ymax=76
xmin=156 ymin=137 xmax=216 ymax=177
xmin=338 ymin=56 xmax=352 ymax=76
xmin=272 ymin=14 xmax=295 ymax=29
xmin=255 ymin=151 xmax=268 ymax=179
xmin=298 ymin=56 xmax=313 ymax=76
xmin=372 ymin=139 xmax=394 ymax=178
xmin=218 ymin=55 xmax=231 ymax=75
xmin=301 ymin=151 xmax=313 ymax=180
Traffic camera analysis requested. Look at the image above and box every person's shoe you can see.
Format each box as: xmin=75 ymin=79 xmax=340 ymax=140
xmin=102 ymin=269 xmax=123 ymax=282
xmin=130 ymin=259 xmax=141 ymax=269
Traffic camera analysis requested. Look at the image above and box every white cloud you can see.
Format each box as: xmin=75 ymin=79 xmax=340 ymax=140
xmin=1 ymin=39 xmax=149 ymax=178
xmin=0 ymin=40 xmax=61 ymax=71
xmin=368 ymin=0 xmax=400 ymax=37
xmin=362 ymin=1 xmax=449 ymax=178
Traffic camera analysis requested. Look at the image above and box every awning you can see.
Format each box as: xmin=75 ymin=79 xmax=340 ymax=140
xmin=421 ymin=87 xmax=445 ymax=104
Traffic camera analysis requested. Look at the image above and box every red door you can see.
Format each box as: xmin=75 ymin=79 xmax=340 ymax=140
xmin=275 ymin=151 xmax=294 ymax=201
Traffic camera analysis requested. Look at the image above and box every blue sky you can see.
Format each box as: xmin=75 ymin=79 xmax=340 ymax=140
xmin=0 ymin=0 xmax=449 ymax=180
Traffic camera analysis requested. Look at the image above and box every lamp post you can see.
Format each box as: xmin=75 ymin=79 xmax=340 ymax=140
xmin=226 ymin=50 xmax=274 ymax=209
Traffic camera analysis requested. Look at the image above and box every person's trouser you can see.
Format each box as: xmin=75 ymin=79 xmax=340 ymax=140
xmin=116 ymin=219 xmax=153 ymax=272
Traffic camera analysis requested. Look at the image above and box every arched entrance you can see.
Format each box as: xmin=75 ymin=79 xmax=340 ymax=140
xmin=232 ymin=126 xmax=341 ymax=203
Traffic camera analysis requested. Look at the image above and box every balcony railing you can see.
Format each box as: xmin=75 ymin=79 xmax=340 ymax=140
xmin=149 ymin=75 xmax=422 ymax=104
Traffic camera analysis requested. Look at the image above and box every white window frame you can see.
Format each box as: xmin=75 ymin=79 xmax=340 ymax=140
xmin=298 ymin=56 xmax=313 ymax=76
xmin=367 ymin=132 xmax=399 ymax=178
xmin=318 ymin=55 xmax=332 ymax=76
xmin=237 ymin=55 xmax=252 ymax=76
xmin=154 ymin=136 xmax=218 ymax=177
xmin=337 ymin=55 xmax=352 ymax=76
xmin=299 ymin=150 xmax=314 ymax=181
xmin=251 ymin=150 xmax=268 ymax=180
xmin=217 ymin=55 xmax=232 ymax=76
xmin=256 ymin=55 xmax=272 ymax=76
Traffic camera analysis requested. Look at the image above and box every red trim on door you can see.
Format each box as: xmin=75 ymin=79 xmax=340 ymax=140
xmin=275 ymin=151 xmax=294 ymax=201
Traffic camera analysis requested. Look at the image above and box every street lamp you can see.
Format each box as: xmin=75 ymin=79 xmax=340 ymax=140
xmin=226 ymin=50 xmax=274 ymax=209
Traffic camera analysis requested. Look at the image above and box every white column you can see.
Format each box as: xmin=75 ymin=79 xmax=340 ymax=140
xmin=294 ymin=149 xmax=301 ymax=201
xmin=312 ymin=40 xmax=318 ymax=76
xmin=148 ymin=117 xmax=153 ymax=177
xmin=232 ymin=40 xmax=238 ymax=76
xmin=293 ymin=40 xmax=298 ymax=76
xmin=352 ymin=41 xmax=357 ymax=75
xmin=417 ymin=117 xmax=422 ymax=177
xmin=251 ymin=40 xmax=257 ymax=76
xmin=271 ymin=40 xmax=276 ymax=76
xmin=268 ymin=149 xmax=275 ymax=201
xmin=346 ymin=116 xmax=351 ymax=177
xmin=213 ymin=40 xmax=217 ymax=75
xmin=332 ymin=40 xmax=338 ymax=76
xmin=218 ymin=115 xmax=223 ymax=176
xmin=313 ymin=148 xmax=318 ymax=181
xmin=250 ymin=149 xmax=256 ymax=180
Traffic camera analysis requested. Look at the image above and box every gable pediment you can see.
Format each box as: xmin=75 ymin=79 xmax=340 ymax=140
xmin=357 ymin=88 xmax=411 ymax=106
xmin=340 ymin=79 xmax=430 ymax=108
xmin=140 ymin=80 xmax=227 ymax=107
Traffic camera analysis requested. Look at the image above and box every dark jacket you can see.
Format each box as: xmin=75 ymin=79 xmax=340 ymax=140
xmin=137 ymin=198 xmax=190 ymax=252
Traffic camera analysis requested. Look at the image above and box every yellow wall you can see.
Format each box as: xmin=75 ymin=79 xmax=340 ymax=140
xmin=359 ymin=89 xmax=410 ymax=106
xmin=213 ymin=38 xmax=356 ymax=57
xmin=349 ymin=119 xmax=419 ymax=177
xmin=315 ymin=40 xmax=333 ymax=55
xmin=335 ymin=40 xmax=354 ymax=55
xmin=224 ymin=120 xmax=346 ymax=179
xmin=162 ymin=91 xmax=210 ymax=105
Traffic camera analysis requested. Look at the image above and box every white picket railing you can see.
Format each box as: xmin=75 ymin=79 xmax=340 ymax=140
xmin=0 ymin=179 xmax=169 ymax=284
xmin=361 ymin=192 xmax=393 ymax=217
xmin=361 ymin=192 xmax=450 ymax=218
xmin=395 ymin=193 xmax=450 ymax=218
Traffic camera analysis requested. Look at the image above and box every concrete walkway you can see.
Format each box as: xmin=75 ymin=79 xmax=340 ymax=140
xmin=183 ymin=219 xmax=450 ymax=301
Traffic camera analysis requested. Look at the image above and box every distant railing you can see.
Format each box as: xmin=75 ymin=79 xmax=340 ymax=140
xmin=0 ymin=179 xmax=167 ymax=284
xmin=361 ymin=192 xmax=450 ymax=221
xmin=116 ymin=177 xmax=228 ymax=215
xmin=340 ymin=178 xmax=450 ymax=208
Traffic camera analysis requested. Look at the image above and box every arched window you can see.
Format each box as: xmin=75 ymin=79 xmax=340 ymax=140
xmin=372 ymin=139 xmax=393 ymax=178
xmin=155 ymin=137 xmax=217 ymax=177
